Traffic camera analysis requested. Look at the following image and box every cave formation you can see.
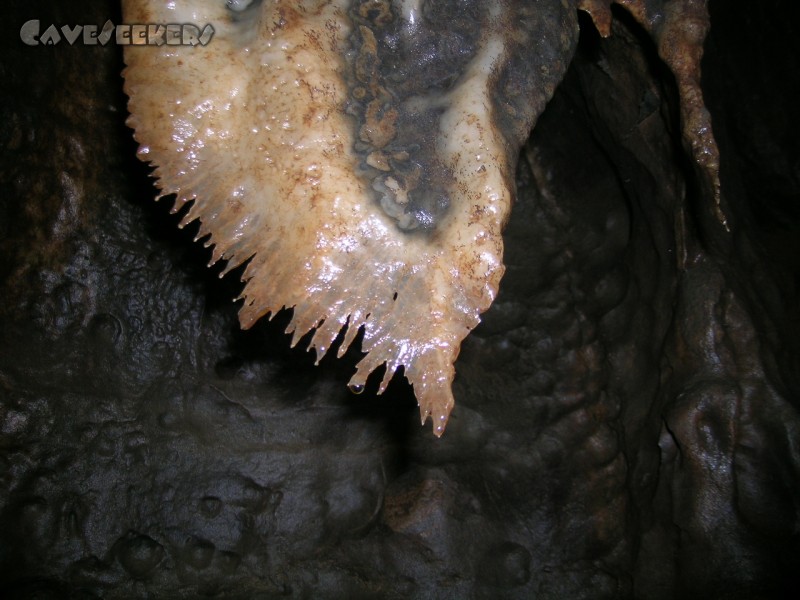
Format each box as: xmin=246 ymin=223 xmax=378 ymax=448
xmin=1 ymin=0 xmax=799 ymax=598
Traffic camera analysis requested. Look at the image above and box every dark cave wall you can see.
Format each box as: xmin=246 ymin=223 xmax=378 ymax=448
xmin=0 ymin=1 xmax=798 ymax=598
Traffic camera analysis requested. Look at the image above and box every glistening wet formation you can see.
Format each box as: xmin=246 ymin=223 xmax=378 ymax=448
xmin=122 ymin=0 xmax=579 ymax=433
xmin=222 ymin=0 xmax=577 ymax=233
xmin=3 ymin=0 xmax=799 ymax=597
xmin=345 ymin=0 xmax=576 ymax=231
xmin=347 ymin=0 xmax=483 ymax=230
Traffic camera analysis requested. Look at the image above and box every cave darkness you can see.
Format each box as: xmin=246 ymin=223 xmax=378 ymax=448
xmin=1 ymin=0 xmax=799 ymax=598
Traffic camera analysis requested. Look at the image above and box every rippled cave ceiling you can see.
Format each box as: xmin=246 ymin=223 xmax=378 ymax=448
xmin=1 ymin=0 xmax=799 ymax=598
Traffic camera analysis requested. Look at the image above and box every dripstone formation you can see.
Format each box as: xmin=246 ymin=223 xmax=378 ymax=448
xmin=1 ymin=0 xmax=798 ymax=598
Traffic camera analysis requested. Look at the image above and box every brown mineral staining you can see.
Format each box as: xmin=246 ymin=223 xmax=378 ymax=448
xmin=122 ymin=0 xmax=540 ymax=435
xmin=357 ymin=0 xmax=393 ymax=26
xmin=579 ymin=0 xmax=728 ymax=229
xmin=354 ymin=25 xmax=379 ymax=83
xmin=577 ymin=0 xmax=613 ymax=37
xmin=120 ymin=0 xmax=587 ymax=435
xmin=366 ymin=151 xmax=391 ymax=171
xmin=360 ymin=98 xmax=397 ymax=148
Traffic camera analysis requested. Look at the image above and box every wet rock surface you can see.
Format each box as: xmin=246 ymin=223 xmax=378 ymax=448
xmin=1 ymin=0 xmax=798 ymax=598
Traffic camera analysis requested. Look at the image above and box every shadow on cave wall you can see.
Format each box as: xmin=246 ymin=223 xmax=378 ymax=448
xmin=0 ymin=0 xmax=798 ymax=598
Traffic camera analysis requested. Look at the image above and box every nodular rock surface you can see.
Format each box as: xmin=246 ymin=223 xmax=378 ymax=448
xmin=1 ymin=0 xmax=798 ymax=598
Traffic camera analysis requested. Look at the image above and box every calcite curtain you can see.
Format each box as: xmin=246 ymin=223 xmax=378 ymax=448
xmin=0 ymin=0 xmax=798 ymax=598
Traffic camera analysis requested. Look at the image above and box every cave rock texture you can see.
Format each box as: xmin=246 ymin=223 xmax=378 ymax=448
xmin=1 ymin=0 xmax=799 ymax=598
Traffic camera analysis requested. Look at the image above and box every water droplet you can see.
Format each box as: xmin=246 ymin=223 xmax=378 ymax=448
xmin=348 ymin=383 xmax=365 ymax=395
